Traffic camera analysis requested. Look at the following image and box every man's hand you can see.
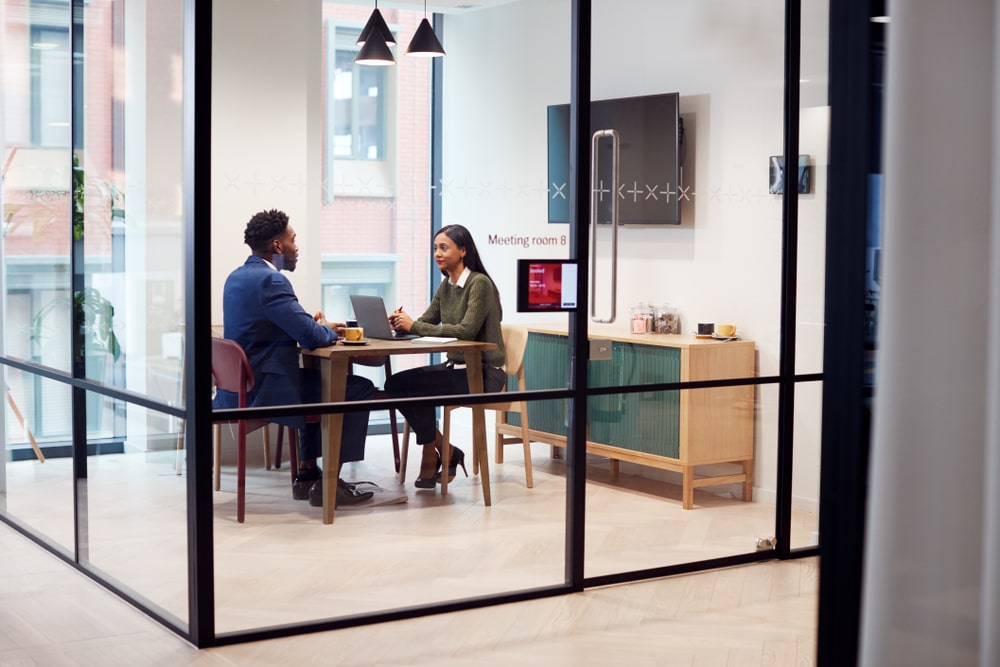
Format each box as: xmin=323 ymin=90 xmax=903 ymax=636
xmin=313 ymin=310 xmax=346 ymax=335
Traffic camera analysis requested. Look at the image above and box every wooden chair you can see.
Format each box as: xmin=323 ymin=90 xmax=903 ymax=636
xmin=399 ymin=323 xmax=534 ymax=496
xmin=211 ymin=337 xmax=298 ymax=523
xmin=483 ymin=324 xmax=533 ymax=488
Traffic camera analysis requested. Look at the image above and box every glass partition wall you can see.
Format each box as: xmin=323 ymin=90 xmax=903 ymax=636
xmin=578 ymin=0 xmax=829 ymax=578
xmin=1 ymin=0 xmax=189 ymax=630
xmin=0 ymin=0 xmax=827 ymax=647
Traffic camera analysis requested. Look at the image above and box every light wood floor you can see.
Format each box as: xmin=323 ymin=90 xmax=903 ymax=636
xmin=1 ymin=430 xmax=819 ymax=665
xmin=0 ymin=521 xmax=818 ymax=666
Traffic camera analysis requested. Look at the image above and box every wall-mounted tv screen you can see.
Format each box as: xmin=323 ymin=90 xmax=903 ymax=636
xmin=547 ymin=92 xmax=682 ymax=225
xmin=516 ymin=259 xmax=578 ymax=312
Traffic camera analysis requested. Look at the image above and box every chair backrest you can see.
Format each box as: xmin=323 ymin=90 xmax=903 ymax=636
xmin=211 ymin=337 xmax=255 ymax=407
xmin=500 ymin=324 xmax=529 ymax=379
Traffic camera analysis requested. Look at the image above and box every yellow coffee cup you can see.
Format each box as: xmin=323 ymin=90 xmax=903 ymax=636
xmin=344 ymin=326 xmax=364 ymax=342
xmin=716 ymin=323 xmax=737 ymax=337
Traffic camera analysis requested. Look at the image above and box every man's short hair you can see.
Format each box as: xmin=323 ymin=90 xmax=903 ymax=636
xmin=244 ymin=209 xmax=289 ymax=252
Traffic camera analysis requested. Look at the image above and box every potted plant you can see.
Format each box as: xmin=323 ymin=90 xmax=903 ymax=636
xmin=30 ymin=152 xmax=123 ymax=367
xmin=30 ymin=285 xmax=122 ymax=367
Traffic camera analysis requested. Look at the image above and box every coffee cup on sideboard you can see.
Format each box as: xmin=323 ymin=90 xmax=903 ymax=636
xmin=697 ymin=322 xmax=714 ymax=335
xmin=716 ymin=323 xmax=737 ymax=337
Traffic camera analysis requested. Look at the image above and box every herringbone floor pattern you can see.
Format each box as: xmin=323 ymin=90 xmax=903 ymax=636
xmin=1 ymin=431 xmax=818 ymax=665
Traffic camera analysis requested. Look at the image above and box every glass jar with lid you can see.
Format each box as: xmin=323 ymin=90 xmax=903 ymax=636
xmin=631 ymin=303 xmax=650 ymax=333
xmin=654 ymin=302 xmax=679 ymax=334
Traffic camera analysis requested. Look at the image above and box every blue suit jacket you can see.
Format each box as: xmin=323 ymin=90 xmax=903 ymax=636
xmin=214 ymin=255 xmax=338 ymax=427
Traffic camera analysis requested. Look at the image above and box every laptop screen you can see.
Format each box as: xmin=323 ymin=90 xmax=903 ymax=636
xmin=349 ymin=294 xmax=418 ymax=340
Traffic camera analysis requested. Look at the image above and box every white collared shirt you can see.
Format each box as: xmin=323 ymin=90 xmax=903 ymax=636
xmin=451 ymin=267 xmax=471 ymax=288
xmin=262 ymin=256 xmax=278 ymax=271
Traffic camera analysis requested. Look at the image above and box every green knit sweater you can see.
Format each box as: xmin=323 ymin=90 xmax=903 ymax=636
xmin=410 ymin=271 xmax=505 ymax=367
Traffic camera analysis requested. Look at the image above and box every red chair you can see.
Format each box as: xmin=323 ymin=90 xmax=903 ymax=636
xmin=212 ymin=337 xmax=299 ymax=523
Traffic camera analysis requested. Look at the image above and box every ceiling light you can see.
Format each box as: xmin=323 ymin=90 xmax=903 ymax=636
xmin=357 ymin=2 xmax=396 ymax=48
xmin=355 ymin=33 xmax=396 ymax=66
xmin=406 ymin=1 xmax=445 ymax=58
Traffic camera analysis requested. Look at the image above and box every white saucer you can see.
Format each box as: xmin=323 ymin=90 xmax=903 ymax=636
xmin=712 ymin=333 xmax=740 ymax=341
xmin=342 ymin=339 xmax=370 ymax=346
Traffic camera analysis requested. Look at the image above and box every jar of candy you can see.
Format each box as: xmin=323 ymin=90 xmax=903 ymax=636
xmin=654 ymin=303 xmax=679 ymax=334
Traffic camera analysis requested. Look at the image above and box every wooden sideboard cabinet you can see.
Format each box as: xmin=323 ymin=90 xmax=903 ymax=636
xmin=498 ymin=328 xmax=756 ymax=509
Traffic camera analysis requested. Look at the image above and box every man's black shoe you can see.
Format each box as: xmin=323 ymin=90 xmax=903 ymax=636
xmin=308 ymin=478 xmax=374 ymax=507
xmin=292 ymin=467 xmax=321 ymax=501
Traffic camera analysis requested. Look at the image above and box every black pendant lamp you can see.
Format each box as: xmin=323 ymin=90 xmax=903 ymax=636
xmin=406 ymin=1 xmax=445 ymax=57
xmin=356 ymin=36 xmax=395 ymax=66
xmin=357 ymin=1 xmax=396 ymax=47
xmin=355 ymin=1 xmax=396 ymax=66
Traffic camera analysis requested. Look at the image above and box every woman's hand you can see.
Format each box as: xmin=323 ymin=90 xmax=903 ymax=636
xmin=390 ymin=307 xmax=414 ymax=332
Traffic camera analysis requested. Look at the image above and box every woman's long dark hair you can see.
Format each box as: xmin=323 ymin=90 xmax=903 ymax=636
xmin=436 ymin=224 xmax=503 ymax=319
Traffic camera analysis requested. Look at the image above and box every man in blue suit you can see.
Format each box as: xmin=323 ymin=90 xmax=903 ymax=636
xmin=215 ymin=209 xmax=375 ymax=506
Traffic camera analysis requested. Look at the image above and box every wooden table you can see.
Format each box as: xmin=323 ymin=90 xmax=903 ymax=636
xmin=301 ymin=338 xmax=498 ymax=523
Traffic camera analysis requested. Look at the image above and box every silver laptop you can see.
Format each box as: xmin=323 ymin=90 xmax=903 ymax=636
xmin=349 ymin=294 xmax=420 ymax=340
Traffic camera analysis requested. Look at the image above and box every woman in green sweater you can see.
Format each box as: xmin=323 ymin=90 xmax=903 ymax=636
xmin=386 ymin=224 xmax=506 ymax=489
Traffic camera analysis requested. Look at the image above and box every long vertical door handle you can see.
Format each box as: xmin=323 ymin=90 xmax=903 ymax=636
xmin=590 ymin=129 xmax=619 ymax=323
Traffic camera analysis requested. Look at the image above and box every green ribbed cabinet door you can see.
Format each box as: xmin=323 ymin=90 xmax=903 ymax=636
xmin=511 ymin=333 xmax=682 ymax=459
xmin=587 ymin=342 xmax=681 ymax=457
xmin=510 ymin=332 xmax=570 ymax=435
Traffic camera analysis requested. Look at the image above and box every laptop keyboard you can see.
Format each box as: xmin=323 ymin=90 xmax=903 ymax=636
xmin=391 ymin=329 xmax=418 ymax=340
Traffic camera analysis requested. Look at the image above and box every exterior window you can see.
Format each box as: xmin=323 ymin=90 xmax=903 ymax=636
xmin=331 ymin=27 xmax=387 ymax=161
xmin=325 ymin=21 xmax=396 ymax=202
xmin=321 ymin=255 xmax=398 ymax=324
xmin=30 ymin=26 xmax=71 ymax=147
xmin=322 ymin=255 xmax=399 ymax=424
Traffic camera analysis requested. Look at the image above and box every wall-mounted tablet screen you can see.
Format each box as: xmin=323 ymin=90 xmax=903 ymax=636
xmin=517 ymin=259 xmax=578 ymax=312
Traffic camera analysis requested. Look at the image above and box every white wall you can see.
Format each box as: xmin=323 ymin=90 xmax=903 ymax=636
xmin=211 ymin=0 xmax=324 ymax=323
xmin=440 ymin=0 xmax=830 ymax=509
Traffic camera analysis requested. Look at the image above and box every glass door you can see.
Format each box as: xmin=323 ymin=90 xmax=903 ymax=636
xmin=581 ymin=0 xmax=828 ymax=578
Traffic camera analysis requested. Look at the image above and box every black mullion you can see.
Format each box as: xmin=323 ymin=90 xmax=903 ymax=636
xmin=564 ymin=0 xmax=591 ymax=591
xmin=774 ymin=0 xmax=802 ymax=559
xmin=70 ymin=0 xmax=89 ymax=566
xmin=184 ymin=0 xmax=215 ymax=648
xmin=429 ymin=15 xmax=444 ymax=283
xmin=816 ymin=0 xmax=874 ymax=664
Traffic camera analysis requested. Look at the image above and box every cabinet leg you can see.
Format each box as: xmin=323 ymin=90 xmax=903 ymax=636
xmin=742 ymin=460 xmax=754 ymax=502
xmin=682 ymin=467 xmax=694 ymax=509
xmin=609 ymin=458 xmax=620 ymax=482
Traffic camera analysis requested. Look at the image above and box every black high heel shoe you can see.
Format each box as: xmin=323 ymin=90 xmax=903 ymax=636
xmin=435 ymin=446 xmax=467 ymax=484
xmin=414 ymin=452 xmax=441 ymax=489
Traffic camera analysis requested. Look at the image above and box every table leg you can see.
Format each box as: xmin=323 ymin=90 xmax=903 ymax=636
xmin=318 ymin=355 xmax=349 ymax=524
xmin=463 ymin=352 xmax=491 ymax=507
